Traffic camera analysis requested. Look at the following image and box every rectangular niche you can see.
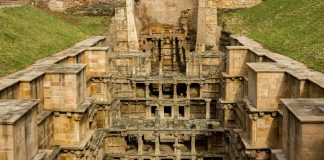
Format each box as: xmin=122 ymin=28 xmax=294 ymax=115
xmin=136 ymin=83 xmax=145 ymax=98
xmin=164 ymin=106 xmax=172 ymax=117
xmin=162 ymin=83 xmax=173 ymax=99
xmin=179 ymin=106 xmax=185 ymax=118
xmin=190 ymin=83 xmax=200 ymax=98
xmin=151 ymin=106 xmax=157 ymax=117
xmin=177 ymin=83 xmax=187 ymax=98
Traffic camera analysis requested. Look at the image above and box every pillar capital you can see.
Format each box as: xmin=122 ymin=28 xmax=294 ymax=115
xmin=121 ymin=132 xmax=128 ymax=137
xmin=138 ymin=133 xmax=143 ymax=137
xmin=249 ymin=113 xmax=258 ymax=121
xmin=205 ymin=99 xmax=212 ymax=103
xmin=174 ymin=133 xmax=179 ymax=138
xmin=174 ymin=143 xmax=183 ymax=149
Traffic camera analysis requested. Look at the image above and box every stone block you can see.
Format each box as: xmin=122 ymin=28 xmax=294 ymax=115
xmin=247 ymin=63 xmax=286 ymax=110
xmin=0 ymin=100 xmax=38 ymax=160
xmin=281 ymin=99 xmax=324 ymax=160
xmin=225 ymin=46 xmax=249 ymax=76
xmin=44 ymin=64 xmax=86 ymax=110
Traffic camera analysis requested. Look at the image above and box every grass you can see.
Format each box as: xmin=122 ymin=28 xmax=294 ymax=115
xmin=0 ymin=5 xmax=111 ymax=77
xmin=218 ymin=0 xmax=324 ymax=72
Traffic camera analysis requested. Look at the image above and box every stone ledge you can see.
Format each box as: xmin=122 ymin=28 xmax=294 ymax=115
xmin=0 ymin=99 xmax=39 ymax=124
xmin=86 ymin=47 xmax=109 ymax=51
xmin=246 ymin=62 xmax=286 ymax=73
xmin=74 ymin=36 xmax=106 ymax=47
xmin=46 ymin=64 xmax=86 ymax=74
xmin=0 ymin=78 xmax=20 ymax=91
xmin=243 ymin=98 xmax=278 ymax=113
xmin=37 ymin=110 xmax=53 ymax=125
xmin=60 ymin=130 xmax=96 ymax=150
xmin=281 ymin=98 xmax=324 ymax=123
xmin=225 ymin=46 xmax=249 ymax=50
xmin=48 ymin=98 xmax=95 ymax=113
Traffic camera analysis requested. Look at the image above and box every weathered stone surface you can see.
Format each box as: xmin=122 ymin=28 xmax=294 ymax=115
xmin=0 ymin=1 xmax=323 ymax=160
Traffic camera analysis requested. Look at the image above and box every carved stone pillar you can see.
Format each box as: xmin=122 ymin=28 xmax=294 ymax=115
xmin=155 ymin=132 xmax=160 ymax=155
xmin=191 ymin=134 xmax=196 ymax=155
xmin=145 ymin=82 xmax=150 ymax=98
xmin=205 ymin=99 xmax=211 ymax=120
xmin=199 ymin=57 xmax=203 ymax=77
xmin=159 ymin=50 xmax=164 ymax=76
xmin=132 ymin=81 xmax=137 ymax=98
xmin=185 ymin=59 xmax=190 ymax=76
xmin=197 ymin=156 xmax=203 ymax=160
xmin=250 ymin=113 xmax=258 ymax=145
xmin=199 ymin=83 xmax=204 ymax=98
xmin=159 ymin=61 xmax=163 ymax=76
xmin=191 ymin=155 xmax=197 ymax=160
xmin=174 ymin=144 xmax=182 ymax=160
xmin=222 ymin=104 xmax=230 ymax=127
xmin=138 ymin=134 xmax=143 ymax=154
xmin=159 ymin=83 xmax=163 ymax=99
xmin=173 ymin=83 xmax=178 ymax=99
xmin=174 ymin=134 xmax=179 ymax=154
xmin=173 ymin=104 xmax=179 ymax=119
xmin=186 ymin=83 xmax=191 ymax=99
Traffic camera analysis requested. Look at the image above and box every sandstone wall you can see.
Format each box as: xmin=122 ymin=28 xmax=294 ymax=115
xmin=134 ymin=0 xmax=198 ymax=30
xmin=220 ymin=34 xmax=324 ymax=160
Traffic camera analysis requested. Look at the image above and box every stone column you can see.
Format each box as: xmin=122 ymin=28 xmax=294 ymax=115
xmin=191 ymin=134 xmax=196 ymax=155
xmin=174 ymin=134 xmax=179 ymax=154
xmin=205 ymin=99 xmax=211 ymax=120
xmin=186 ymin=83 xmax=191 ymax=99
xmin=250 ymin=114 xmax=258 ymax=145
xmin=145 ymin=82 xmax=150 ymax=98
xmin=155 ymin=132 xmax=160 ymax=155
xmin=173 ymin=83 xmax=178 ymax=99
xmin=120 ymin=156 xmax=125 ymax=160
xmin=174 ymin=144 xmax=182 ymax=160
xmin=104 ymin=106 xmax=109 ymax=128
xmin=185 ymin=59 xmax=189 ymax=76
xmin=75 ymin=151 xmax=82 ymax=160
xmin=222 ymin=104 xmax=229 ymax=127
xmin=172 ymin=37 xmax=176 ymax=64
xmin=199 ymin=57 xmax=203 ymax=77
xmin=138 ymin=134 xmax=143 ymax=154
xmin=159 ymin=43 xmax=164 ymax=76
xmin=124 ymin=155 xmax=129 ymax=160
xmin=199 ymin=83 xmax=204 ymax=98
xmin=159 ymin=83 xmax=163 ymax=99
xmin=159 ymin=60 xmax=163 ymax=76
xmin=197 ymin=157 xmax=203 ymax=160
xmin=132 ymin=81 xmax=137 ymax=98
